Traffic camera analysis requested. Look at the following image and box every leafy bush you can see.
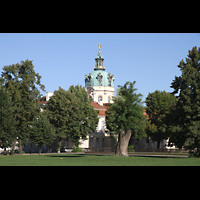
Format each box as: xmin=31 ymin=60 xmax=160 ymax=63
xmin=128 ymin=145 xmax=134 ymax=149
xmin=128 ymin=145 xmax=135 ymax=152
xmin=17 ymin=150 xmax=25 ymax=154
xmin=72 ymin=147 xmax=82 ymax=152
xmin=189 ymin=151 xmax=200 ymax=158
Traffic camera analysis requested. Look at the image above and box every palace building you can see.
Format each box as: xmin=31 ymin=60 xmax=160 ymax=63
xmin=84 ymin=44 xmax=116 ymax=150
xmin=85 ymin=43 xmax=115 ymax=104
xmin=60 ymin=44 xmax=116 ymax=150
xmin=27 ymin=44 xmax=116 ymax=153
xmin=22 ymin=44 xmax=173 ymax=153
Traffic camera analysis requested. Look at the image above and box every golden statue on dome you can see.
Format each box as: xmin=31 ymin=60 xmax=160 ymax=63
xmin=98 ymin=43 xmax=102 ymax=54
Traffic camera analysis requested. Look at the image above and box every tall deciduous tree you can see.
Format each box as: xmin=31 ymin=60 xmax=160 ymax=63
xmin=0 ymin=86 xmax=16 ymax=154
xmin=145 ymin=90 xmax=177 ymax=150
xmin=170 ymin=46 xmax=200 ymax=156
xmin=46 ymin=87 xmax=74 ymax=153
xmin=30 ymin=112 xmax=55 ymax=154
xmin=68 ymin=85 xmax=99 ymax=146
xmin=1 ymin=60 xmax=45 ymax=151
xmin=106 ymin=81 xmax=147 ymax=156
xmin=46 ymin=86 xmax=99 ymax=152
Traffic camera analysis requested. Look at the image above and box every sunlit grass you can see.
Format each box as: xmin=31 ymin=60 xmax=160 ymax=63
xmin=0 ymin=153 xmax=200 ymax=166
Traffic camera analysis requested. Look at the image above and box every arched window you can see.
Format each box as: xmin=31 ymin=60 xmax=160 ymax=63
xmin=108 ymin=96 xmax=110 ymax=103
xmin=98 ymin=96 xmax=102 ymax=102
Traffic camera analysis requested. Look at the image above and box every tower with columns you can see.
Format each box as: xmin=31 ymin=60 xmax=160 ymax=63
xmin=84 ymin=44 xmax=116 ymax=149
xmin=85 ymin=43 xmax=115 ymax=105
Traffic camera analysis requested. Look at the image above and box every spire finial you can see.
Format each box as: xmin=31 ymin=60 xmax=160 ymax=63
xmin=98 ymin=43 xmax=102 ymax=54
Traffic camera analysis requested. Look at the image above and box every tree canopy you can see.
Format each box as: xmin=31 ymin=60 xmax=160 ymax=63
xmin=46 ymin=86 xmax=99 ymax=152
xmin=106 ymin=81 xmax=147 ymax=156
xmin=145 ymin=90 xmax=177 ymax=149
xmin=0 ymin=85 xmax=16 ymax=154
xmin=30 ymin=111 xmax=55 ymax=154
xmin=68 ymin=85 xmax=99 ymax=146
xmin=170 ymin=46 xmax=200 ymax=156
xmin=1 ymin=60 xmax=45 ymax=151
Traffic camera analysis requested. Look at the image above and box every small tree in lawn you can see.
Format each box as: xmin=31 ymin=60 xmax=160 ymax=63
xmin=30 ymin=111 xmax=55 ymax=154
xmin=106 ymin=81 xmax=147 ymax=156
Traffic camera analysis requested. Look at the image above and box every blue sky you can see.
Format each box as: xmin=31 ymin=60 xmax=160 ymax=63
xmin=0 ymin=33 xmax=200 ymax=103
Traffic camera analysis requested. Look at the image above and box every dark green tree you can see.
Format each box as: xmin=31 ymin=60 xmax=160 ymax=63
xmin=106 ymin=81 xmax=147 ymax=156
xmin=30 ymin=111 xmax=55 ymax=154
xmin=170 ymin=46 xmax=200 ymax=156
xmin=145 ymin=90 xmax=177 ymax=150
xmin=46 ymin=87 xmax=74 ymax=153
xmin=1 ymin=60 xmax=45 ymax=151
xmin=0 ymin=86 xmax=16 ymax=154
xmin=68 ymin=85 xmax=99 ymax=147
xmin=46 ymin=86 xmax=99 ymax=152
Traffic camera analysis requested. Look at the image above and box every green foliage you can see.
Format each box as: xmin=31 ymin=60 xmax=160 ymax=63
xmin=106 ymin=81 xmax=147 ymax=138
xmin=30 ymin=112 xmax=55 ymax=153
xmin=68 ymin=85 xmax=99 ymax=146
xmin=72 ymin=147 xmax=82 ymax=152
xmin=1 ymin=60 xmax=45 ymax=150
xmin=0 ymin=85 xmax=16 ymax=151
xmin=46 ymin=87 xmax=76 ymax=148
xmin=170 ymin=46 xmax=200 ymax=154
xmin=145 ymin=90 xmax=177 ymax=148
xmin=128 ymin=145 xmax=135 ymax=152
xmin=17 ymin=150 xmax=25 ymax=154
xmin=46 ymin=85 xmax=99 ymax=149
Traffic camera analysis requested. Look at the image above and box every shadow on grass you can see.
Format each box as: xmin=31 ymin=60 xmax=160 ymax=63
xmin=46 ymin=153 xmax=187 ymax=159
xmin=46 ymin=154 xmax=111 ymax=158
xmin=47 ymin=154 xmax=84 ymax=158
xmin=130 ymin=155 xmax=187 ymax=159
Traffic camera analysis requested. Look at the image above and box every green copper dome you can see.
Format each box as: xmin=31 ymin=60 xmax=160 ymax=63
xmin=85 ymin=51 xmax=115 ymax=87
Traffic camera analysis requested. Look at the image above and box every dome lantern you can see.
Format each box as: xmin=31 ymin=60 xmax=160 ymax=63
xmin=85 ymin=43 xmax=115 ymax=88
xmin=94 ymin=43 xmax=105 ymax=70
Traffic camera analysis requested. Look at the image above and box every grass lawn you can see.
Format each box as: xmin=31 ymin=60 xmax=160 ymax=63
xmin=0 ymin=153 xmax=200 ymax=166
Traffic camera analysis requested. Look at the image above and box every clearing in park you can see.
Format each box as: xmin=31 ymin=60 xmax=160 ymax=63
xmin=0 ymin=153 xmax=200 ymax=166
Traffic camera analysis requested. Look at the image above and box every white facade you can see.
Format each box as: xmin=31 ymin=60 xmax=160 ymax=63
xmin=96 ymin=115 xmax=106 ymax=132
xmin=46 ymin=92 xmax=54 ymax=101
xmin=83 ymin=86 xmax=115 ymax=149
xmin=85 ymin=86 xmax=114 ymax=104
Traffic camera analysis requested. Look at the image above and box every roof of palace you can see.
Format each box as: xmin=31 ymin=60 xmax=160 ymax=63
xmin=85 ymin=50 xmax=114 ymax=88
xmin=91 ymin=101 xmax=110 ymax=116
xmin=38 ymin=97 xmax=110 ymax=117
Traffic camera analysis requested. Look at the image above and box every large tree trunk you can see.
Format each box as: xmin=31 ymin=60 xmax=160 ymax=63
xmin=4 ymin=148 xmax=7 ymax=155
xmin=11 ymin=139 xmax=16 ymax=155
xmin=157 ymin=140 xmax=160 ymax=151
xmin=115 ymin=129 xmax=132 ymax=156
xmin=39 ymin=144 xmax=42 ymax=155
xmin=57 ymin=140 xmax=62 ymax=153
xmin=19 ymin=138 xmax=22 ymax=153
